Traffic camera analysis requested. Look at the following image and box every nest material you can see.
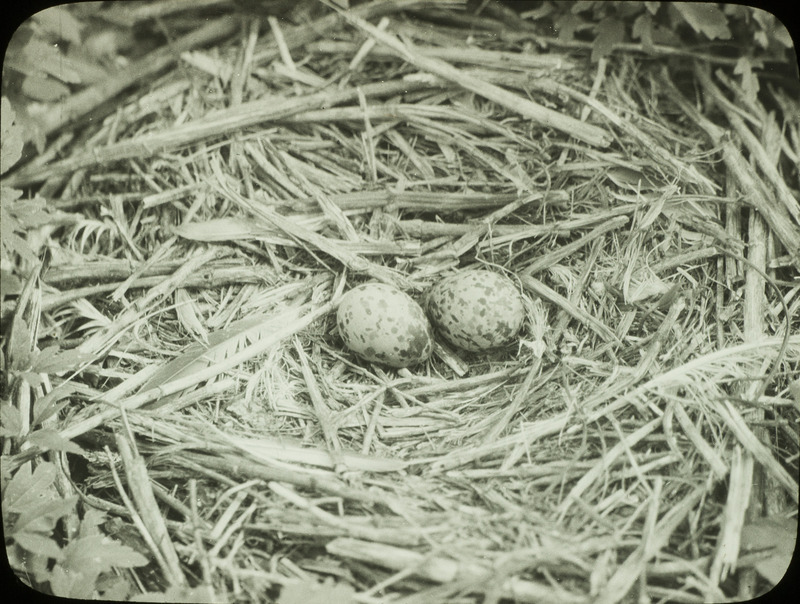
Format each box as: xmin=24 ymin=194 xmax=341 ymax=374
xmin=3 ymin=1 xmax=799 ymax=603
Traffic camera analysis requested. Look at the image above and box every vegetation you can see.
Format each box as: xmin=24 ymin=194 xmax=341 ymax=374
xmin=2 ymin=1 xmax=798 ymax=602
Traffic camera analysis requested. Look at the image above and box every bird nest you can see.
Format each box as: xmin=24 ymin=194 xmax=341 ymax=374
xmin=2 ymin=1 xmax=798 ymax=603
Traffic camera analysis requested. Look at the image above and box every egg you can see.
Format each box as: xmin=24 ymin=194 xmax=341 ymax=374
xmin=336 ymin=283 xmax=433 ymax=368
xmin=427 ymin=270 xmax=525 ymax=352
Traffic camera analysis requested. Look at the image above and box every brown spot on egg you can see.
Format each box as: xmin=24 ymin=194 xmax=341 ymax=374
xmin=337 ymin=283 xmax=433 ymax=368
xmin=427 ymin=270 xmax=525 ymax=352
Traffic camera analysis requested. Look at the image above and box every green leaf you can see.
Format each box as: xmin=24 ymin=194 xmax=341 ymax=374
xmin=1 ymin=230 xmax=39 ymax=264
xmin=722 ymin=4 xmax=750 ymax=20
xmin=1 ymin=185 xmax=23 ymax=203
xmin=0 ymin=97 xmax=24 ymax=174
xmin=48 ymin=564 xmax=90 ymax=599
xmin=22 ymin=37 xmax=82 ymax=84
xmin=62 ymin=535 xmax=149 ymax=572
xmin=21 ymin=73 xmax=71 ymax=102
xmin=741 ymin=517 xmax=797 ymax=585
xmin=78 ymin=508 xmax=107 ymax=538
xmin=673 ymin=2 xmax=731 ymax=40
xmin=643 ymin=2 xmax=661 ymax=15
xmin=7 ymin=541 xmax=30 ymax=573
xmin=0 ymin=196 xmax=35 ymax=268
xmin=7 ymin=196 xmax=48 ymax=227
xmin=753 ymin=29 xmax=769 ymax=49
xmin=18 ymin=371 xmax=46 ymax=389
xmin=0 ymin=402 xmax=23 ymax=438
xmin=96 ymin=573 xmax=133 ymax=601
xmin=3 ymin=461 xmax=57 ymax=513
xmin=751 ymin=9 xmax=793 ymax=49
xmin=7 ymin=316 xmax=33 ymax=371
xmin=8 ymin=540 xmax=53 ymax=583
xmin=570 ymin=1 xmax=596 ymax=15
xmin=554 ymin=12 xmax=585 ymax=41
xmin=789 ymin=379 xmax=800 ymax=406
xmin=26 ymin=428 xmax=86 ymax=455
xmin=12 ymin=530 xmax=63 ymax=560
xmin=31 ymin=382 xmax=76 ymax=427
xmin=615 ymin=2 xmax=646 ymax=20
xmin=63 ymin=48 xmax=111 ymax=84
xmin=13 ymin=495 xmax=78 ymax=535
xmin=30 ymin=348 xmax=94 ymax=374
xmin=0 ymin=268 xmax=23 ymax=297
xmin=592 ymin=17 xmax=625 ymax=62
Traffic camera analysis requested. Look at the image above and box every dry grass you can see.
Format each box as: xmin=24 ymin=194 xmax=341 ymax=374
xmin=3 ymin=1 xmax=799 ymax=603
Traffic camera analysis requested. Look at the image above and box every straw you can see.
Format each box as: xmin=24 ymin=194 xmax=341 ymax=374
xmin=4 ymin=2 xmax=797 ymax=602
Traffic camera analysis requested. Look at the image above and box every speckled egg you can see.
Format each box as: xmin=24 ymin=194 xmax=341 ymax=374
xmin=427 ymin=270 xmax=525 ymax=352
xmin=336 ymin=283 xmax=433 ymax=368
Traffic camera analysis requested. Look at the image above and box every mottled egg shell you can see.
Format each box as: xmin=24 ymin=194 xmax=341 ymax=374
xmin=427 ymin=270 xmax=525 ymax=352
xmin=337 ymin=283 xmax=433 ymax=368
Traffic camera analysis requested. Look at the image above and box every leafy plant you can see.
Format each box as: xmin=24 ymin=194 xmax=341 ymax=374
xmin=1 ymin=96 xmax=50 ymax=297
xmin=3 ymin=6 xmax=103 ymax=103
xmin=3 ymin=461 xmax=149 ymax=599
xmin=529 ymin=1 xmax=794 ymax=102
xmin=544 ymin=1 xmax=793 ymax=55
xmin=0 ymin=97 xmax=24 ymax=174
